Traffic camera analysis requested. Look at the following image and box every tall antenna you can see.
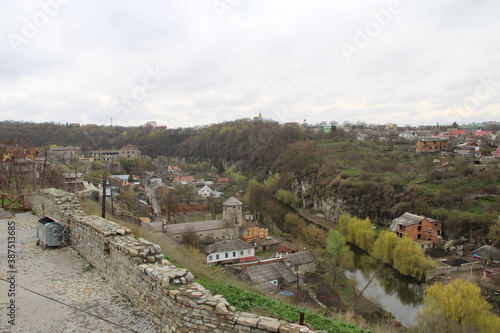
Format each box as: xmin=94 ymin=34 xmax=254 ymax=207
xmin=110 ymin=118 xmax=113 ymax=127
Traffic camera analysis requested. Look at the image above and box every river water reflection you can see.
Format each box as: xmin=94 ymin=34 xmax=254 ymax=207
xmin=345 ymin=245 xmax=424 ymax=327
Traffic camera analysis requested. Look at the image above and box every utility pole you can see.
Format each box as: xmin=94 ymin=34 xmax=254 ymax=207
xmin=102 ymin=173 xmax=106 ymax=218
xmin=110 ymin=185 xmax=114 ymax=216
xmin=41 ymin=149 xmax=48 ymax=188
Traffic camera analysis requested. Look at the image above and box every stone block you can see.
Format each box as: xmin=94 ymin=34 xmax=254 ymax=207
xmin=215 ymin=303 xmax=228 ymax=315
xmin=258 ymin=317 xmax=281 ymax=332
xmin=236 ymin=314 xmax=259 ymax=327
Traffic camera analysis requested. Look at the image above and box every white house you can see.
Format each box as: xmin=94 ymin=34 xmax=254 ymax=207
xmin=197 ymin=185 xmax=223 ymax=198
xmin=205 ymin=239 xmax=255 ymax=264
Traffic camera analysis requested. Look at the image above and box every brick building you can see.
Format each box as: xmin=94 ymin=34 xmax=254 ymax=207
xmin=416 ymin=137 xmax=449 ymax=153
xmin=389 ymin=212 xmax=443 ymax=249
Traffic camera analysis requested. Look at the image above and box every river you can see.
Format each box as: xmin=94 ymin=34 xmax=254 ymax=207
xmin=345 ymin=245 xmax=424 ymax=327
xmin=278 ymin=200 xmax=425 ymax=327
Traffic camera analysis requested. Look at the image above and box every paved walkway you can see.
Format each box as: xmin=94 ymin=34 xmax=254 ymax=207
xmin=0 ymin=212 xmax=158 ymax=333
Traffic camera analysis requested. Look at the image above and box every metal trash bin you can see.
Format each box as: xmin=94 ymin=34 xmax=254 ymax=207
xmin=36 ymin=216 xmax=67 ymax=250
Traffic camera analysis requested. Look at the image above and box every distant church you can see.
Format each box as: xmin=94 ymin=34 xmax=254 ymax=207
xmin=164 ymin=197 xmax=244 ymax=243
xmin=253 ymin=111 xmax=263 ymax=122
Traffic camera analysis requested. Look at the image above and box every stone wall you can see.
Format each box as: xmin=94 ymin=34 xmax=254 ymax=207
xmin=32 ymin=189 xmax=319 ymax=333
xmin=426 ymin=261 xmax=484 ymax=282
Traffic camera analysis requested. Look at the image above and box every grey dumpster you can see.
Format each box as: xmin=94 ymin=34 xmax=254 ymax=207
xmin=36 ymin=216 xmax=67 ymax=249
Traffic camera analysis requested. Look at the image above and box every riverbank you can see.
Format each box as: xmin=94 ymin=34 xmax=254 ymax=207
xmin=287 ymin=203 xmax=423 ymax=327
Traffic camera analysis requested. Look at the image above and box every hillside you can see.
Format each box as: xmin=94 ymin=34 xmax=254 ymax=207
xmin=1 ymin=120 xmax=499 ymax=243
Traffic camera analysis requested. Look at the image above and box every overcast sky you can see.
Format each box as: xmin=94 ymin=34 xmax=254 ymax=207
xmin=1 ymin=0 xmax=499 ymax=128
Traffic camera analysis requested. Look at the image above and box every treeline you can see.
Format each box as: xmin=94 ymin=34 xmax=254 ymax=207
xmin=0 ymin=121 xmax=195 ymax=155
xmin=0 ymin=119 xmax=313 ymax=178
xmin=178 ymin=119 xmax=311 ymax=177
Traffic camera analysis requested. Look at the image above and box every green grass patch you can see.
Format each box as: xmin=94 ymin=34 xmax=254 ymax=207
xmin=198 ymin=278 xmax=372 ymax=333
xmin=256 ymin=249 xmax=276 ymax=259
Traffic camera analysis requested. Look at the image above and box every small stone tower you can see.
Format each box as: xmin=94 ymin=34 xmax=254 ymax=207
xmin=222 ymin=196 xmax=243 ymax=227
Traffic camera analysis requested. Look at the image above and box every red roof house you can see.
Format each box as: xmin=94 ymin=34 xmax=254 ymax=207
xmin=493 ymin=146 xmax=500 ymax=157
xmin=473 ymin=131 xmax=494 ymax=137
xmin=173 ymin=175 xmax=195 ymax=184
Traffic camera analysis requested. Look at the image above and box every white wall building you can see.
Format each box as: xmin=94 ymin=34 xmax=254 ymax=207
xmin=206 ymin=239 xmax=255 ymax=264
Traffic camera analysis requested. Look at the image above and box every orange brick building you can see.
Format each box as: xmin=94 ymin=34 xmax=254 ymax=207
xmin=416 ymin=137 xmax=449 ymax=153
xmin=390 ymin=212 xmax=443 ymax=249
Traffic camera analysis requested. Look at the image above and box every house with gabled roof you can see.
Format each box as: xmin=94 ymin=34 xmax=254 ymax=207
xmin=167 ymin=165 xmax=179 ymax=173
xmin=275 ymin=245 xmax=296 ymax=257
xmin=197 ymin=185 xmax=223 ymax=198
xmin=389 ymin=212 xmax=442 ymax=249
xmin=473 ymin=245 xmax=500 ymax=264
xmin=449 ymin=129 xmax=468 ymax=137
xmin=244 ymin=261 xmax=297 ymax=290
xmin=205 ymin=239 xmax=256 ymax=264
xmin=173 ymin=175 xmax=195 ymax=184
xmin=282 ymin=251 xmax=316 ymax=275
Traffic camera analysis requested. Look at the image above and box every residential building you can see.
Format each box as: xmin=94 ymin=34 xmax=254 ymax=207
xmin=275 ymin=245 xmax=296 ymax=257
xmin=282 ymin=251 xmax=316 ymax=275
xmin=205 ymin=239 xmax=256 ymax=264
xmin=197 ymin=185 xmax=223 ymax=198
xmin=244 ymin=261 xmax=297 ymax=290
xmin=473 ymin=245 xmax=500 ymax=264
xmin=389 ymin=212 xmax=443 ymax=249
xmin=2 ymin=147 xmax=39 ymax=162
xmin=167 ymin=166 xmax=179 ymax=173
xmin=416 ymin=137 xmax=449 ymax=153
xmin=172 ymin=175 xmax=195 ymax=184
xmin=453 ymin=142 xmax=481 ymax=159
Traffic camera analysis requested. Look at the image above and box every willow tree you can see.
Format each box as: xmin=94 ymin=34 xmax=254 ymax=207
xmin=337 ymin=213 xmax=351 ymax=236
xmin=392 ymin=236 xmax=427 ymax=279
xmin=347 ymin=216 xmax=375 ymax=252
xmin=417 ymin=278 xmax=500 ymax=333
xmin=372 ymin=230 xmax=399 ymax=264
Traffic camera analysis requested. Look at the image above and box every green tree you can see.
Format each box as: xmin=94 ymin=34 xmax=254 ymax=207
xmin=324 ymin=230 xmax=353 ymax=284
xmin=392 ymin=236 xmax=427 ymax=279
xmin=372 ymin=230 xmax=399 ymax=264
xmin=417 ymin=278 xmax=500 ymax=333
xmin=283 ymin=213 xmax=305 ymax=237
xmin=264 ymin=174 xmax=279 ymax=193
xmin=338 ymin=213 xmax=351 ymax=237
xmin=347 ymin=217 xmax=375 ymax=252
xmin=326 ymin=230 xmax=350 ymax=263
xmin=488 ymin=218 xmax=500 ymax=247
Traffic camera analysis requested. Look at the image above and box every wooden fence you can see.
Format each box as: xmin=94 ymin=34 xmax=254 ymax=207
xmin=0 ymin=194 xmax=31 ymax=211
